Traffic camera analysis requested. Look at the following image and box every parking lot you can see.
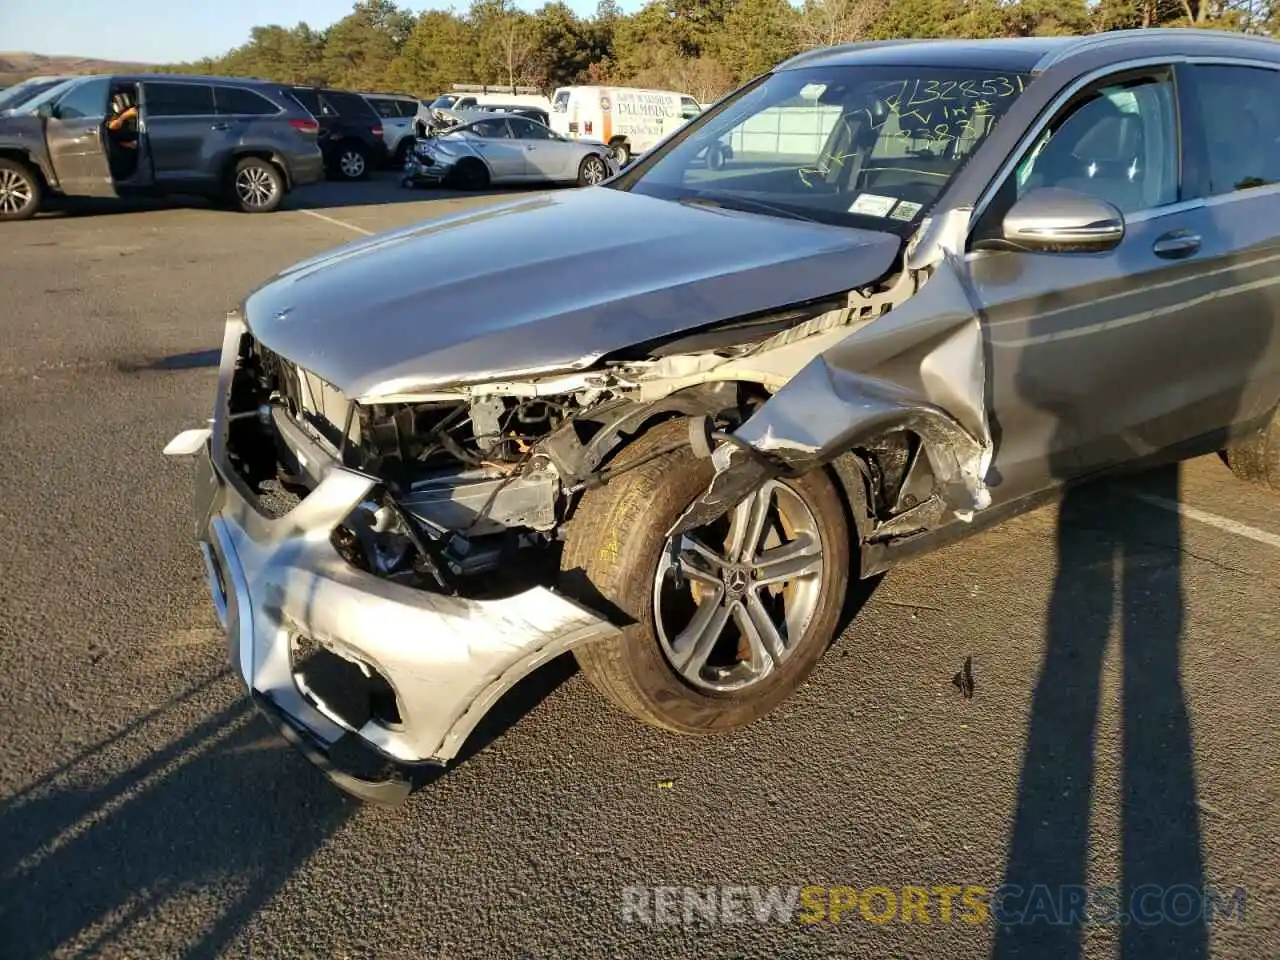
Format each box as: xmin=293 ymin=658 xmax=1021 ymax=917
xmin=0 ymin=173 xmax=1276 ymax=958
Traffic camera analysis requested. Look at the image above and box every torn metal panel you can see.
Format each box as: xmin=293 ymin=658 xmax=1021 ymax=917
xmin=671 ymin=256 xmax=993 ymax=538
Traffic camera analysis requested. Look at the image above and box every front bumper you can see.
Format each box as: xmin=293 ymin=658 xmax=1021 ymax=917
xmin=182 ymin=315 xmax=620 ymax=802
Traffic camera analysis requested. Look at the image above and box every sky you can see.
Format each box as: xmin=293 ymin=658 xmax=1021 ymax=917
xmin=0 ymin=0 xmax=638 ymax=64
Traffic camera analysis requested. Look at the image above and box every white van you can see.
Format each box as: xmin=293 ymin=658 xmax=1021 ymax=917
xmin=549 ymin=86 xmax=702 ymax=165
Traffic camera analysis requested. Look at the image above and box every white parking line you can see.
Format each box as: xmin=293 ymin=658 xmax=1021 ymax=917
xmin=1131 ymin=493 xmax=1280 ymax=549
xmin=297 ymin=208 xmax=373 ymax=236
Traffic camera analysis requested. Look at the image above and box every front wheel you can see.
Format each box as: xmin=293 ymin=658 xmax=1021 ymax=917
xmin=608 ymin=140 xmax=630 ymax=167
xmin=229 ymin=157 xmax=284 ymax=213
xmin=562 ymin=421 xmax=850 ymax=734
xmin=577 ymin=153 xmax=608 ymax=186
xmin=0 ymin=159 xmax=41 ymax=222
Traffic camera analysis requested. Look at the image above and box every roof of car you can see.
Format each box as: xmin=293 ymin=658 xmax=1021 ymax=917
xmin=778 ymin=30 xmax=1280 ymax=73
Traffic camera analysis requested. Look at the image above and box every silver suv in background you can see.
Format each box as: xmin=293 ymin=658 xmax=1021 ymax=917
xmin=0 ymin=73 xmax=325 ymax=221
xmin=361 ymin=91 xmax=423 ymax=167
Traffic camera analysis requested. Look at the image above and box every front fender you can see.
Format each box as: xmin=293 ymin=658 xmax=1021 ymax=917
xmin=671 ymin=256 xmax=992 ymax=535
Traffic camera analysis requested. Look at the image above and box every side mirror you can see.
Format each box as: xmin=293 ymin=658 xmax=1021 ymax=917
xmin=995 ymin=187 xmax=1125 ymax=253
xmin=36 ymin=101 xmax=54 ymax=119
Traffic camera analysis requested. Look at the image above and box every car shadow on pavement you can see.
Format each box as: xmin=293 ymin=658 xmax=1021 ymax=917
xmin=0 ymin=674 xmax=355 ymax=958
xmin=993 ymin=468 xmax=1208 ymax=959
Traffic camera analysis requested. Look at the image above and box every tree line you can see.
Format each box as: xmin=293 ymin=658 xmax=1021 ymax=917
xmin=163 ymin=0 xmax=1276 ymax=104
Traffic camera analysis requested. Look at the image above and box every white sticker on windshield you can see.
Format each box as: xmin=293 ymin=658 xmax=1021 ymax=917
xmin=889 ymin=200 xmax=923 ymax=221
xmin=849 ymin=193 xmax=897 ymax=217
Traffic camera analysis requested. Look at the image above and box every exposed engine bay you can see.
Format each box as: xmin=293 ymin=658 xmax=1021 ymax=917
xmin=220 ymin=249 xmax=988 ymax=599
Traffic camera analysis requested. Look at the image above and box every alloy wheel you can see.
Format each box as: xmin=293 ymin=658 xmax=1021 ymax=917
xmin=0 ymin=168 xmax=33 ymax=215
xmin=235 ymin=165 xmax=277 ymax=209
xmin=582 ymin=156 xmax=607 ymax=185
xmin=340 ymin=150 xmax=366 ymax=179
xmin=653 ymin=479 xmax=824 ymax=693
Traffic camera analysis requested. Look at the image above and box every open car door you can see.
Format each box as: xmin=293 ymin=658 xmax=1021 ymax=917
xmin=42 ymin=77 xmax=118 ymax=199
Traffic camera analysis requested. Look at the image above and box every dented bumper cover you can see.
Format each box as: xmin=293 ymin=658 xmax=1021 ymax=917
xmin=185 ymin=319 xmax=619 ymax=804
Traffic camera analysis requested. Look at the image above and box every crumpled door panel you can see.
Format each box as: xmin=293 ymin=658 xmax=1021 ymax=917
xmin=671 ymin=257 xmax=993 ymax=537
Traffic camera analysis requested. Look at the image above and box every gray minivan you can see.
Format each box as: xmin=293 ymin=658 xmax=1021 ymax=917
xmin=0 ymin=73 xmax=325 ymax=221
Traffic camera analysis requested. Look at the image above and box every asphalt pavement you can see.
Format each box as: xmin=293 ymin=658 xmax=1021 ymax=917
xmin=0 ymin=173 xmax=1276 ymax=959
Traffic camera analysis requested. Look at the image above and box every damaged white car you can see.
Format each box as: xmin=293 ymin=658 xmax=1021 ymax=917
xmin=168 ymin=32 xmax=1280 ymax=802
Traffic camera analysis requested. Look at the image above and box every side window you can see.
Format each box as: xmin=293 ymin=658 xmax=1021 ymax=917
xmin=215 ymin=86 xmax=278 ymax=116
xmin=1189 ymin=65 xmax=1280 ymax=195
xmin=396 ymin=100 xmax=419 ymax=118
xmin=144 ymin=82 xmax=216 ymax=117
xmin=509 ymin=117 xmax=550 ymax=140
xmin=681 ymin=97 xmax=701 ymax=119
xmin=312 ymin=94 xmax=340 ymax=118
xmin=368 ymin=97 xmax=399 ymax=119
xmin=1011 ymin=71 xmax=1178 ymax=215
xmin=471 ymin=119 xmax=511 ymax=139
xmin=327 ymin=91 xmax=379 ymax=121
xmin=289 ymin=89 xmax=325 ymax=116
xmin=51 ymin=77 xmax=110 ymax=119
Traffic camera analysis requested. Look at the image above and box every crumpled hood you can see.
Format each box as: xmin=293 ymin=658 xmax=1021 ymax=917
xmin=244 ymin=187 xmax=900 ymax=399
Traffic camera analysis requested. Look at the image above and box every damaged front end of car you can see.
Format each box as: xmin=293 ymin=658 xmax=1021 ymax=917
xmin=166 ymin=206 xmax=995 ymax=803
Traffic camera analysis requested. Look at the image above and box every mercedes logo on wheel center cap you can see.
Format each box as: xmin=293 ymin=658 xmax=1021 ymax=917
xmin=724 ymin=566 xmax=749 ymax=598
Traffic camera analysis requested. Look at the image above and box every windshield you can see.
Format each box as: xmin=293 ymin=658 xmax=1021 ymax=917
xmin=430 ymin=94 xmax=459 ymax=109
xmin=0 ymin=77 xmax=69 ymax=113
xmin=12 ymin=77 xmax=80 ymax=115
xmin=616 ymin=64 xmax=1029 ymax=233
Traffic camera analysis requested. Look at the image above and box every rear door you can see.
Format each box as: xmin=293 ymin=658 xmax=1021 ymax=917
xmin=141 ymin=81 xmax=220 ymax=187
xmin=367 ymin=96 xmax=411 ymax=150
xmin=42 ymin=77 xmax=116 ymax=197
xmin=1179 ymin=60 xmax=1280 ymax=434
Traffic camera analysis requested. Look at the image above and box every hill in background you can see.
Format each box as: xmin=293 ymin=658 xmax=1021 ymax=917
xmin=0 ymin=51 xmax=151 ymax=86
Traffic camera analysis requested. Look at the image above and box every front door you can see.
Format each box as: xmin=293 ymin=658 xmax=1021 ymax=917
xmin=507 ymin=117 xmax=569 ymax=180
xmin=42 ymin=77 xmax=116 ymax=198
xmin=965 ymin=65 xmax=1228 ymax=497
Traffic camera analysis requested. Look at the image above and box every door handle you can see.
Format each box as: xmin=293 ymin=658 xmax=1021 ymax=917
xmin=210 ymin=122 xmax=230 ymax=131
xmin=1152 ymin=231 xmax=1201 ymax=258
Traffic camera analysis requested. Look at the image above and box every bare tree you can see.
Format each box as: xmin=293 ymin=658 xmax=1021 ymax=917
xmin=797 ymin=0 xmax=883 ymax=47
xmin=495 ymin=12 xmax=537 ymax=88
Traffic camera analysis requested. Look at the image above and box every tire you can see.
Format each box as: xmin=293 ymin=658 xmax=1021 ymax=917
xmin=577 ymin=153 xmax=608 ymax=187
xmin=334 ymin=143 xmax=369 ymax=181
xmin=561 ymin=420 xmax=850 ymax=735
xmin=608 ymin=139 xmax=630 ymax=167
xmin=1225 ymin=406 xmax=1279 ymax=490
xmin=393 ymin=138 xmax=413 ymax=169
xmin=451 ymin=158 xmax=489 ymax=191
xmin=0 ymin=158 xmax=42 ymax=222
xmin=228 ymin=157 xmax=284 ymax=213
